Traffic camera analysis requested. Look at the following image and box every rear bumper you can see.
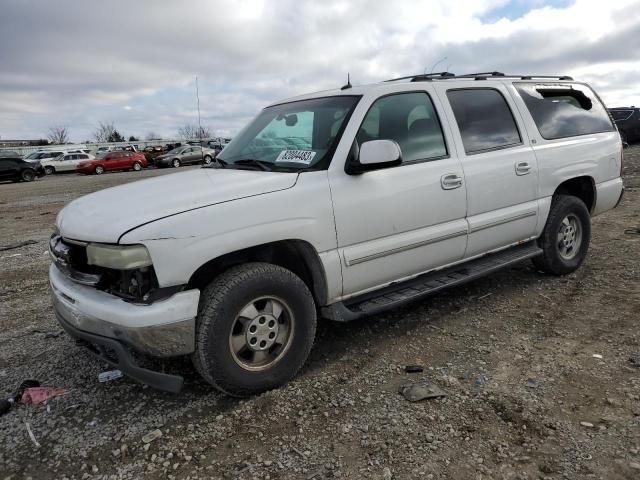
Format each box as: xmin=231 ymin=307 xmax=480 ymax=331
xmin=49 ymin=263 xmax=199 ymax=357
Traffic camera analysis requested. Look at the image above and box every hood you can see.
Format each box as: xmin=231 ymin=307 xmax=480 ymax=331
xmin=57 ymin=168 xmax=298 ymax=243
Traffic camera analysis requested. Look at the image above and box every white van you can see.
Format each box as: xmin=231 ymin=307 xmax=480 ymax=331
xmin=49 ymin=72 xmax=624 ymax=395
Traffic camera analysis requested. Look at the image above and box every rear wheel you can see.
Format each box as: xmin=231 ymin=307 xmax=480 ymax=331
xmin=44 ymin=166 xmax=55 ymax=175
xmin=203 ymin=155 xmax=212 ymax=165
xmin=533 ymin=194 xmax=591 ymax=275
xmin=193 ymin=263 xmax=317 ymax=397
xmin=132 ymin=161 xmax=142 ymax=171
xmin=95 ymin=165 xmax=104 ymax=175
xmin=21 ymin=169 xmax=35 ymax=182
xmin=172 ymin=158 xmax=181 ymax=168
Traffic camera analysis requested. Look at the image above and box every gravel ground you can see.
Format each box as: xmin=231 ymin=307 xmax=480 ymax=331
xmin=0 ymin=155 xmax=638 ymax=480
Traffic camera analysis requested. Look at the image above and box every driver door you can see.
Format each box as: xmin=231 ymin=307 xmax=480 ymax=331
xmin=329 ymin=90 xmax=468 ymax=297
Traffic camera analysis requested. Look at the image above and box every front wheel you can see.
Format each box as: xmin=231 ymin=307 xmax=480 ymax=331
xmin=172 ymin=158 xmax=181 ymax=168
xmin=21 ymin=169 xmax=35 ymax=182
xmin=193 ymin=263 xmax=317 ymax=397
xmin=44 ymin=166 xmax=55 ymax=175
xmin=203 ymin=155 xmax=212 ymax=165
xmin=132 ymin=161 xmax=142 ymax=171
xmin=533 ymin=194 xmax=591 ymax=275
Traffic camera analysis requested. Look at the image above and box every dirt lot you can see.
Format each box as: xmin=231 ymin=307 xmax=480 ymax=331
xmin=0 ymin=155 xmax=638 ymax=480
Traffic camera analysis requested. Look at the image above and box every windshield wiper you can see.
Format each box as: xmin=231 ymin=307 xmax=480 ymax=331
xmin=232 ymin=159 xmax=273 ymax=171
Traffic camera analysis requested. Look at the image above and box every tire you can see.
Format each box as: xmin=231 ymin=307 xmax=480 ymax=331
xmin=95 ymin=165 xmax=104 ymax=175
xmin=132 ymin=161 xmax=142 ymax=171
xmin=172 ymin=158 xmax=181 ymax=168
xmin=21 ymin=169 xmax=35 ymax=182
xmin=44 ymin=166 xmax=55 ymax=175
xmin=203 ymin=155 xmax=212 ymax=165
xmin=193 ymin=262 xmax=317 ymax=397
xmin=533 ymin=194 xmax=591 ymax=275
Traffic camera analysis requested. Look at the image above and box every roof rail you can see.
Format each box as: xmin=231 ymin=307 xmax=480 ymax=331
xmin=384 ymin=72 xmax=455 ymax=82
xmin=382 ymin=71 xmax=573 ymax=83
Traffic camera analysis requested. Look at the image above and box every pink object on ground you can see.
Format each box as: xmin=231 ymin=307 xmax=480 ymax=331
xmin=21 ymin=387 xmax=67 ymax=405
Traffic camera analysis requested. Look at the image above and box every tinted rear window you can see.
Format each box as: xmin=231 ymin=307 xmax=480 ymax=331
xmin=610 ymin=109 xmax=634 ymax=122
xmin=515 ymin=83 xmax=614 ymax=140
xmin=446 ymin=88 xmax=522 ymax=154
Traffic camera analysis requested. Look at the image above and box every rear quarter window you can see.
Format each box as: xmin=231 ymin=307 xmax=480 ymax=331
xmin=515 ymin=83 xmax=614 ymax=140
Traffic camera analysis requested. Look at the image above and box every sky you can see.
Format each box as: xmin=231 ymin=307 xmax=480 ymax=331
xmin=1 ymin=0 xmax=639 ymax=142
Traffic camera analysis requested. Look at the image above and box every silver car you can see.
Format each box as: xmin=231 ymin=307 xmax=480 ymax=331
xmin=154 ymin=146 xmax=216 ymax=168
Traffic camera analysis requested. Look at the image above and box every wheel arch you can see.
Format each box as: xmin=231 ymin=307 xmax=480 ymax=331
xmin=187 ymin=239 xmax=328 ymax=306
xmin=553 ymin=176 xmax=596 ymax=213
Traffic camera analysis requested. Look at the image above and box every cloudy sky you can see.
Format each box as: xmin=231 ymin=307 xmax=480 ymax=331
xmin=1 ymin=0 xmax=639 ymax=142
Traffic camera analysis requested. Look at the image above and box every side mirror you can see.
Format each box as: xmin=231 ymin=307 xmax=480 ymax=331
xmin=346 ymin=139 xmax=402 ymax=174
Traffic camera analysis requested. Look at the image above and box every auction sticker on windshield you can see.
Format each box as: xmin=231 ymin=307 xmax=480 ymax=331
xmin=275 ymin=150 xmax=316 ymax=165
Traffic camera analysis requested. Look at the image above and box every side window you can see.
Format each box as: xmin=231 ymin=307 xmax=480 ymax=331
xmin=447 ymin=89 xmax=522 ymax=154
xmin=78 ymin=154 xmax=88 ymax=160
xmin=610 ymin=110 xmax=633 ymax=122
xmin=515 ymin=83 xmax=614 ymax=140
xmin=356 ymin=92 xmax=447 ymax=163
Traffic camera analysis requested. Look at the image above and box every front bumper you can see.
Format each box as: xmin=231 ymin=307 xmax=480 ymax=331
xmin=49 ymin=264 xmax=200 ymax=357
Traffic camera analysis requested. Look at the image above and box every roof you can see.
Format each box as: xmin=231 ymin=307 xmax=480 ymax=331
xmin=268 ymin=71 xmax=576 ymax=107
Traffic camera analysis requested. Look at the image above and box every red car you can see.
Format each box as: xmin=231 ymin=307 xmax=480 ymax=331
xmin=76 ymin=151 xmax=148 ymax=175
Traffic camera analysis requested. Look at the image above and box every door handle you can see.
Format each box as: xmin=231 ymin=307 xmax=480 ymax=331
xmin=441 ymin=173 xmax=463 ymax=190
xmin=515 ymin=161 xmax=532 ymax=176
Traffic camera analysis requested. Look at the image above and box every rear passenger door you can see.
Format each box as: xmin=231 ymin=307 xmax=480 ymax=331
xmin=435 ymin=85 xmax=539 ymax=258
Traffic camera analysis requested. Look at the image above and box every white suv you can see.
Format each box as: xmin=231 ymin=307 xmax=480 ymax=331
xmin=49 ymin=72 xmax=624 ymax=395
xmin=41 ymin=152 xmax=95 ymax=174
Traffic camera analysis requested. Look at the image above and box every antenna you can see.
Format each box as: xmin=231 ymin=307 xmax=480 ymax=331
xmin=340 ymin=73 xmax=352 ymax=90
xmin=196 ymin=76 xmax=204 ymax=163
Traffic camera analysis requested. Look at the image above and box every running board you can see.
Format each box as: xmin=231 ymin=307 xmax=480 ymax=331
xmin=321 ymin=241 xmax=542 ymax=322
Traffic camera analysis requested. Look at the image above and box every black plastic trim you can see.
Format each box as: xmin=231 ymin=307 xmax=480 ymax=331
xmin=57 ymin=314 xmax=184 ymax=393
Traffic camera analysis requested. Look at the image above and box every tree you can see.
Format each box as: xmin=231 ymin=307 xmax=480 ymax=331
xmin=145 ymin=131 xmax=160 ymax=140
xmin=128 ymin=135 xmax=139 ymax=142
xmin=93 ymin=121 xmax=117 ymax=143
xmin=108 ymin=130 xmax=125 ymax=142
xmin=47 ymin=125 xmax=69 ymax=144
xmin=178 ymin=123 xmax=211 ymax=140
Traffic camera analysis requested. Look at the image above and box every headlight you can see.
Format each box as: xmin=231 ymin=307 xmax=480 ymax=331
xmin=86 ymin=244 xmax=152 ymax=270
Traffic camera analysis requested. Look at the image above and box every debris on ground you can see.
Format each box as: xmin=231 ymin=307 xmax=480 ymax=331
xmin=22 ymin=387 xmax=67 ymax=405
xmin=398 ymin=381 xmax=447 ymax=402
xmin=404 ymin=365 xmax=424 ymax=373
xmin=592 ymin=353 xmax=603 ymax=359
xmin=142 ymin=429 xmax=163 ymax=444
xmin=0 ymin=239 xmax=38 ymax=251
xmin=580 ymin=421 xmax=595 ymax=428
xmin=98 ymin=370 xmax=123 ymax=383
xmin=629 ymin=354 xmax=640 ymax=368
xmin=25 ymin=422 xmax=40 ymax=448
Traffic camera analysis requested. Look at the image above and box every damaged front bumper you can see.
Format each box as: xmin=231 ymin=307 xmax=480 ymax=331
xmin=49 ymin=264 xmax=200 ymax=392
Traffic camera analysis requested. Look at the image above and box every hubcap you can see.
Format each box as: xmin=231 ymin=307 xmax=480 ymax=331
xmin=229 ymin=296 xmax=293 ymax=371
xmin=557 ymin=214 xmax=582 ymax=260
xmin=173 ymin=159 xmax=179 ymax=167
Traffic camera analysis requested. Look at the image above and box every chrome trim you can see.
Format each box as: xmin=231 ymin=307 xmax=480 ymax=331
xmin=469 ymin=210 xmax=536 ymax=234
xmin=62 ymin=237 xmax=89 ymax=246
xmin=346 ymin=229 xmax=468 ymax=266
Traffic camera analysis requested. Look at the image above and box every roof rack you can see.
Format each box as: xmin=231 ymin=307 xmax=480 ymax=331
xmin=383 ymin=71 xmax=573 ymax=82
xmin=384 ymin=72 xmax=456 ymax=82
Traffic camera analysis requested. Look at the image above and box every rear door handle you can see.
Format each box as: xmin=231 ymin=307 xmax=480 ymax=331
xmin=515 ymin=161 xmax=532 ymax=175
xmin=441 ymin=173 xmax=463 ymax=190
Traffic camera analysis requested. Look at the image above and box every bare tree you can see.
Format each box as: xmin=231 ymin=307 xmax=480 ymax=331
xmin=47 ymin=125 xmax=69 ymax=144
xmin=93 ymin=121 xmax=117 ymax=143
xmin=177 ymin=123 xmax=211 ymax=140
xmin=145 ymin=131 xmax=160 ymax=141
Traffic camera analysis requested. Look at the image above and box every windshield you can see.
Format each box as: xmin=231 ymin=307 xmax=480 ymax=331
xmin=25 ymin=152 xmax=41 ymax=159
xmin=217 ymin=96 xmax=359 ymax=171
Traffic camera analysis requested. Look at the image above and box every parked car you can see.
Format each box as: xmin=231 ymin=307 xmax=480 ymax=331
xmin=76 ymin=151 xmax=147 ymax=175
xmin=0 ymin=157 xmax=44 ymax=182
xmin=41 ymin=152 xmax=96 ymax=175
xmin=609 ymin=107 xmax=640 ymax=144
xmin=49 ymin=72 xmax=623 ymax=396
xmin=154 ymin=145 xmax=216 ymax=167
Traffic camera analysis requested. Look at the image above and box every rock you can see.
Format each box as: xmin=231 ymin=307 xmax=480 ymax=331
xmin=382 ymin=467 xmax=393 ymax=479
xmin=580 ymin=422 xmax=594 ymax=428
xmin=630 ymin=462 xmax=640 ymax=470
xmin=398 ymin=381 xmax=447 ymax=402
xmin=142 ymin=429 xmax=163 ymax=444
